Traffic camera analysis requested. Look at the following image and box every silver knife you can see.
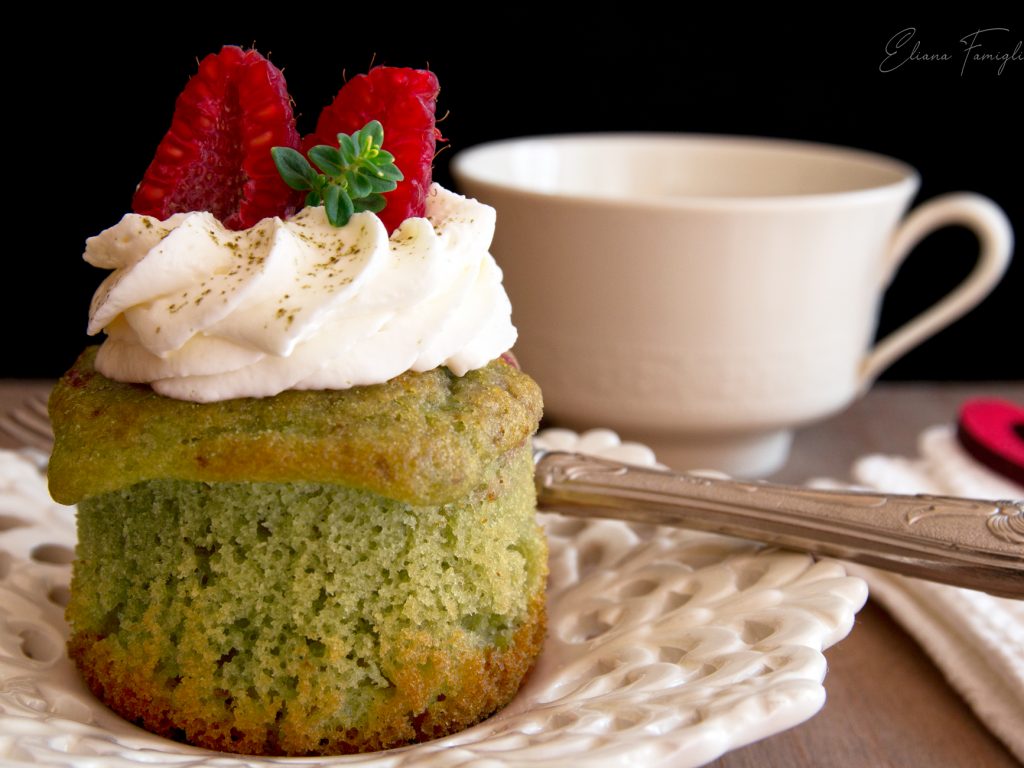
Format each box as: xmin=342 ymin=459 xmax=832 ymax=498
xmin=534 ymin=450 xmax=1024 ymax=599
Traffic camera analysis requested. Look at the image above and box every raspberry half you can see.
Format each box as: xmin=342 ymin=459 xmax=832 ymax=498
xmin=132 ymin=46 xmax=301 ymax=230
xmin=304 ymin=67 xmax=441 ymax=233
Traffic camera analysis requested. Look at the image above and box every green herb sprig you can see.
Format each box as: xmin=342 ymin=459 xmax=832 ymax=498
xmin=272 ymin=120 xmax=404 ymax=227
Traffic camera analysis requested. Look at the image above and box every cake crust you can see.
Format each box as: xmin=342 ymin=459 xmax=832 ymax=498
xmin=48 ymin=347 xmax=542 ymax=506
xmin=70 ymin=591 xmax=545 ymax=755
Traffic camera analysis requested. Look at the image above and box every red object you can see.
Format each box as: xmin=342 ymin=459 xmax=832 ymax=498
xmin=304 ymin=66 xmax=441 ymax=234
xmin=132 ymin=46 xmax=301 ymax=230
xmin=956 ymin=399 xmax=1024 ymax=487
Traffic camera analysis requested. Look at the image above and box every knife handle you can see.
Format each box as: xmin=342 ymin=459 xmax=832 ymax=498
xmin=534 ymin=451 xmax=1024 ymax=599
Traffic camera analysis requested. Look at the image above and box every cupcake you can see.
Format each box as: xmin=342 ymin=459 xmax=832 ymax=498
xmin=48 ymin=48 xmax=545 ymax=756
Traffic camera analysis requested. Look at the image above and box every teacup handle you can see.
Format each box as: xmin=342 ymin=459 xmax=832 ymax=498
xmin=859 ymin=193 xmax=1013 ymax=389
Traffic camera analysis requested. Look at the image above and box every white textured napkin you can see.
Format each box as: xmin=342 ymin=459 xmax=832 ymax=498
xmin=811 ymin=425 xmax=1024 ymax=762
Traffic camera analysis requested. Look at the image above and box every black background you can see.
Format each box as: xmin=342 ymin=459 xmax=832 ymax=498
xmin=11 ymin=12 xmax=1021 ymax=380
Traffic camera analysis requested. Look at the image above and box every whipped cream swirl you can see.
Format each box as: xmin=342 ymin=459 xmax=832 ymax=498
xmin=85 ymin=185 xmax=516 ymax=402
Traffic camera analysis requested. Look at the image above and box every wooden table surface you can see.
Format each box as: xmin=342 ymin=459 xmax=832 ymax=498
xmin=1 ymin=380 xmax=1021 ymax=767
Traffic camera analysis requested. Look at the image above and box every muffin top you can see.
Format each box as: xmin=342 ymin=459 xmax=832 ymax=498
xmin=49 ymin=348 xmax=542 ymax=506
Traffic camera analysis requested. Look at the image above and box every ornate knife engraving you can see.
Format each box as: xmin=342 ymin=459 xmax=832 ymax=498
xmin=903 ymin=499 xmax=1024 ymax=545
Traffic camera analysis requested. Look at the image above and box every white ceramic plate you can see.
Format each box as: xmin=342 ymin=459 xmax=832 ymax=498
xmin=0 ymin=431 xmax=866 ymax=767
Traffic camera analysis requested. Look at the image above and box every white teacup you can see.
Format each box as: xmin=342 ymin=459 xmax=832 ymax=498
xmin=452 ymin=135 xmax=1013 ymax=476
